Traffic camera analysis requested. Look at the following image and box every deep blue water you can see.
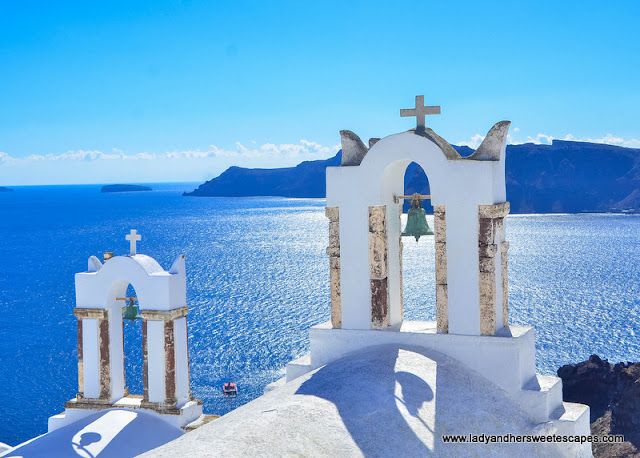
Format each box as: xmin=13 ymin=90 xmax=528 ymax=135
xmin=0 ymin=185 xmax=639 ymax=446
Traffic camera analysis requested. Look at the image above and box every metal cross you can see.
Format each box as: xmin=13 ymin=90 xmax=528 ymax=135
xmin=400 ymin=95 xmax=441 ymax=130
xmin=126 ymin=229 xmax=141 ymax=255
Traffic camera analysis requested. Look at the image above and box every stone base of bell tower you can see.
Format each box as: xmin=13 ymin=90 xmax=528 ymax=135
xmin=48 ymin=395 xmax=207 ymax=432
xmin=277 ymin=321 xmax=591 ymax=441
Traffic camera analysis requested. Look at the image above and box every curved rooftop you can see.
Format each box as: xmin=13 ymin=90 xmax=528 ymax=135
xmin=95 ymin=254 xmax=166 ymax=276
xmin=142 ymin=345 xmax=565 ymax=457
xmin=3 ymin=409 xmax=183 ymax=458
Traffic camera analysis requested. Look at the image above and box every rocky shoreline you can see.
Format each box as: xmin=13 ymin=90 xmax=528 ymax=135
xmin=558 ymin=355 xmax=640 ymax=457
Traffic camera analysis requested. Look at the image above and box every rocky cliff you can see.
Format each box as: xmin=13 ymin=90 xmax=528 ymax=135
xmin=558 ymin=355 xmax=640 ymax=457
xmin=184 ymin=140 xmax=640 ymax=214
xmin=184 ymin=153 xmax=341 ymax=198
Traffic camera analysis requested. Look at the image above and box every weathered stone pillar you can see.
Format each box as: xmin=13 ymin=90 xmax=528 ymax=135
xmin=142 ymin=319 xmax=149 ymax=402
xmin=98 ymin=316 xmax=111 ymax=399
xmin=76 ymin=318 xmax=84 ymax=398
xmin=326 ymin=207 xmax=341 ymax=328
xmin=369 ymin=205 xmax=389 ymax=328
xmin=501 ymin=241 xmax=510 ymax=326
xmin=398 ymin=207 xmax=404 ymax=321
xmin=121 ymin=318 xmax=127 ymax=396
xmin=434 ymin=205 xmax=448 ymax=333
xmin=183 ymin=319 xmax=195 ymax=401
xmin=72 ymin=308 xmax=110 ymax=402
xmin=164 ymin=320 xmax=176 ymax=407
xmin=478 ymin=202 xmax=510 ymax=335
xmin=140 ymin=306 xmax=188 ymax=410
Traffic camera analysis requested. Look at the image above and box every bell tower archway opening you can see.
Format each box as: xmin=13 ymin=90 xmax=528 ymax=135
xmin=122 ymin=283 xmax=144 ymax=396
xmin=401 ymin=162 xmax=436 ymax=322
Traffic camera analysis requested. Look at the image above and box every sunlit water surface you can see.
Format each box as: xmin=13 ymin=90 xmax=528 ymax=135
xmin=0 ymin=184 xmax=638 ymax=445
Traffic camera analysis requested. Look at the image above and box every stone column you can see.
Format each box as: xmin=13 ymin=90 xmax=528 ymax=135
xmin=76 ymin=318 xmax=84 ymax=398
xmin=98 ymin=316 xmax=111 ymax=399
xmin=72 ymin=308 xmax=110 ymax=403
xmin=501 ymin=241 xmax=510 ymax=326
xmin=326 ymin=207 xmax=341 ymax=328
xmin=174 ymin=317 xmax=193 ymax=403
xmin=369 ymin=205 xmax=389 ymax=328
xmin=140 ymin=306 xmax=188 ymax=411
xmin=122 ymin=318 xmax=128 ymax=396
xmin=478 ymin=202 xmax=510 ymax=335
xmin=434 ymin=205 xmax=448 ymax=333
xmin=164 ymin=320 xmax=176 ymax=407
xmin=142 ymin=319 xmax=149 ymax=402
xmin=398 ymin=207 xmax=404 ymax=321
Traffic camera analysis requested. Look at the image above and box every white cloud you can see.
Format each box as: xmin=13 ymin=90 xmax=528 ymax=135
xmin=0 ymin=140 xmax=341 ymax=164
xmin=458 ymin=131 xmax=640 ymax=149
xmin=528 ymin=133 xmax=554 ymax=145
xmin=457 ymin=134 xmax=485 ymax=149
xmin=578 ymin=134 xmax=640 ymax=148
xmin=209 ymin=140 xmax=340 ymax=160
xmin=0 ymin=152 xmax=16 ymax=164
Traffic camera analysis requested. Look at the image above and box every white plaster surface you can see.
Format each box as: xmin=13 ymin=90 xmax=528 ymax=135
xmin=6 ymin=409 xmax=183 ymax=458
xmin=50 ymin=399 xmax=204 ymax=432
xmin=82 ymin=318 xmax=99 ymax=399
xmin=326 ymin=129 xmax=508 ymax=335
xmin=109 ymin=308 xmax=125 ymax=402
xmin=147 ymin=320 xmax=165 ymax=403
xmin=286 ymin=322 xmax=593 ymax=437
xmin=306 ymin=322 xmax=537 ymax=396
xmin=174 ymin=317 xmax=190 ymax=404
xmin=143 ymin=345 xmax=591 ymax=458
xmin=75 ymin=254 xmax=186 ymax=312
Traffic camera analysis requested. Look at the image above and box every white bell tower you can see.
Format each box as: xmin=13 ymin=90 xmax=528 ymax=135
xmin=48 ymin=230 xmax=204 ymax=431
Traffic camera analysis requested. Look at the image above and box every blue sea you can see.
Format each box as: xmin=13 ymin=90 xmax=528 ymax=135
xmin=0 ymin=184 xmax=639 ymax=446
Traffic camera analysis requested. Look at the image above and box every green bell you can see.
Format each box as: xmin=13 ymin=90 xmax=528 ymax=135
xmin=401 ymin=194 xmax=434 ymax=242
xmin=122 ymin=298 xmax=142 ymax=322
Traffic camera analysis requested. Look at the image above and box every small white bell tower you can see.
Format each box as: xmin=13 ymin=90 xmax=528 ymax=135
xmin=48 ymin=230 xmax=204 ymax=431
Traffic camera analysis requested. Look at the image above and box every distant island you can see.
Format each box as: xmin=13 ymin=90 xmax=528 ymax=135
xmin=0 ymin=187 xmax=13 ymax=192
xmin=101 ymin=184 xmax=152 ymax=193
xmin=184 ymin=140 xmax=640 ymax=214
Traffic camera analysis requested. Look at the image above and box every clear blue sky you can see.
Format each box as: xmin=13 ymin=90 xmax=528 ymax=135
xmin=1 ymin=0 xmax=639 ymax=185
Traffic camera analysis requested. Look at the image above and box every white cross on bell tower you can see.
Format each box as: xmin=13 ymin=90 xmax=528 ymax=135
xmin=126 ymin=229 xmax=142 ymax=255
xmin=400 ymin=95 xmax=441 ymax=130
